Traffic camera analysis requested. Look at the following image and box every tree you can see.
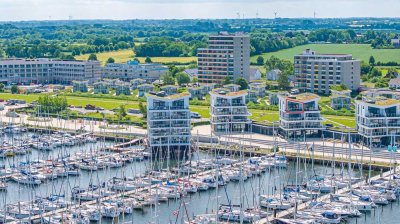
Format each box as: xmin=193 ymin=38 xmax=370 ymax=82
xmin=11 ymin=85 xmax=19 ymax=94
xmin=222 ymin=76 xmax=231 ymax=85
xmin=88 ymin=53 xmax=97 ymax=61
xmin=369 ymin=56 xmax=375 ymax=66
xmin=116 ymin=105 xmax=127 ymax=121
xmin=256 ymin=56 xmax=264 ymax=66
xmin=106 ymin=57 xmax=115 ymax=64
xmin=192 ymin=77 xmax=198 ymax=83
xmin=277 ymin=71 xmax=290 ymax=90
xmin=161 ymin=73 xmax=175 ymax=85
xmin=0 ymin=83 xmax=4 ymax=92
xmin=330 ymin=84 xmax=348 ymax=91
xmin=168 ymin=65 xmax=180 ymax=77
xmin=145 ymin=56 xmax=152 ymax=63
xmin=176 ymin=72 xmax=190 ymax=86
xmin=139 ymin=101 xmax=147 ymax=118
xmin=370 ymin=68 xmax=382 ymax=78
xmin=235 ymin=78 xmax=248 ymax=90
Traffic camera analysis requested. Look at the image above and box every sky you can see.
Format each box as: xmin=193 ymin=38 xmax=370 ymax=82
xmin=0 ymin=0 xmax=398 ymax=21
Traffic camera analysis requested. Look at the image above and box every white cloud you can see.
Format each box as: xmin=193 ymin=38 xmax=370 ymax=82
xmin=0 ymin=0 xmax=398 ymax=21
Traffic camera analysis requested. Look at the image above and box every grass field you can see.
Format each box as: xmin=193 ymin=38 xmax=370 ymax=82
xmin=76 ymin=49 xmax=197 ymax=65
xmin=251 ymin=44 xmax=400 ymax=63
xmin=76 ymin=49 xmax=134 ymax=65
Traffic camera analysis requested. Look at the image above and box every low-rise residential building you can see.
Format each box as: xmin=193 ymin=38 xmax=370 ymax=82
xmin=0 ymin=58 xmax=101 ymax=85
xmin=72 ymin=80 xmax=88 ymax=92
xmin=223 ymin=84 xmax=240 ymax=92
xmin=183 ymin=68 xmax=198 ymax=81
xmin=268 ymin=92 xmax=279 ymax=106
xmin=210 ymin=88 xmax=251 ymax=134
xmin=267 ymin=69 xmax=282 ymax=81
xmin=249 ymin=82 xmax=266 ymax=98
xmin=391 ymin=39 xmax=400 ymax=48
xmin=102 ymin=61 xmax=168 ymax=82
xmin=250 ymin=67 xmax=262 ymax=81
xmin=146 ymin=91 xmax=191 ymax=157
xmin=278 ymin=93 xmax=325 ymax=137
xmin=115 ymin=82 xmax=131 ymax=96
xmin=246 ymin=90 xmax=258 ymax=103
xmin=187 ymin=86 xmax=205 ymax=100
xmin=130 ymin=78 xmax=146 ymax=90
xmin=138 ymin=84 xmax=154 ymax=97
xmin=356 ymin=90 xmax=400 ymax=145
xmin=389 ymin=78 xmax=400 ymax=89
xmin=330 ymin=90 xmax=352 ymax=110
xmin=202 ymin=83 xmax=216 ymax=93
xmin=93 ymin=81 xmax=109 ymax=94
xmin=160 ymin=85 xmax=178 ymax=95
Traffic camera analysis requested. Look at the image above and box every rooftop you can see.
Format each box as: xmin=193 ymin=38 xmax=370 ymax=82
xmin=210 ymin=88 xmax=247 ymax=97
xmin=282 ymin=93 xmax=320 ymax=102
xmin=374 ymin=99 xmax=400 ymax=106
xmin=146 ymin=91 xmax=191 ymax=101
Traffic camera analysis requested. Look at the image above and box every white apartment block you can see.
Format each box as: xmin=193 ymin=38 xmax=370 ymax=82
xmin=198 ymin=32 xmax=250 ymax=84
xmin=147 ymin=91 xmax=192 ymax=157
xmin=294 ymin=49 xmax=360 ymax=94
xmin=210 ymin=88 xmax=251 ymax=135
xmin=278 ymin=93 xmax=325 ymax=137
xmin=102 ymin=61 xmax=168 ymax=83
xmin=0 ymin=58 xmax=101 ymax=84
xmin=356 ymin=90 xmax=400 ymax=145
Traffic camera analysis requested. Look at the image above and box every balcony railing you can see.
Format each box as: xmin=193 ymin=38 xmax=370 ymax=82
xmin=365 ymin=113 xmax=400 ymax=118
xmin=150 ymin=106 xmax=188 ymax=111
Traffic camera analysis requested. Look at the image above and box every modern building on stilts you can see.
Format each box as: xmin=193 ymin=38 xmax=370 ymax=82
xmin=356 ymin=89 xmax=400 ymax=146
xmin=278 ymin=92 xmax=325 ymax=139
xmin=146 ymin=90 xmax=192 ymax=159
xmin=209 ymin=87 xmax=251 ymax=135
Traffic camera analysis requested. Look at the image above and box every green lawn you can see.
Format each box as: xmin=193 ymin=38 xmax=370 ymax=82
xmin=251 ymin=44 xmax=400 ymax=63
xmin=76 ymin=49 xmax=134 ymax=66
xmin=76 ymin=49 xmax=196 ymax=65
xmin=324 ymin=115 xmax=356 ymax=128
xmin=0 ymin=93 xmax=140 ymax=110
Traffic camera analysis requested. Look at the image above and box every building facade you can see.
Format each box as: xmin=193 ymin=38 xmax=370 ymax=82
xmin=102 ymin=61 xmax=168 ymax=83
xmin=356 ymin=90 xmax=400 ymax=145
xmin=278 ymin=93 xmax=325 ymax=137
xmin=0 ymin=58 xmax=101 ymax=85
xmin=330 ymin=90 xmax=352 ymax=110
xmin=198 ymin=32 xmax=250 ymax=84
xmin=210 ymin=88 xmax=251 ymax=135
xmin=146 ymin=91 xmax=192 ymax=158
xmin=294 ymin=49 xmax=360 ymax=94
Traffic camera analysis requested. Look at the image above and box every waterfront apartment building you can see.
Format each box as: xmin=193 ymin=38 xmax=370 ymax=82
xmin=356 ymin=89 xmax=400 ymax=145
xmin=330 ymin=90 xmax=352 ymax=110
xmin=210 ymin=88 xmax=251 ymax=135
xmin=102 ymin=61 xmax=168 ymax=83
xmin=278 ymin=93 xmax=325 ymax=137
xmin=0 ymin=58 xmax=101 ymax=84
xmin=197 ymin=32 xmax=250 ymax=84
xmin=294 ymin=49 xmax=360 ymax=94
xmin=146 ymin=91 xmax=192 ymax=157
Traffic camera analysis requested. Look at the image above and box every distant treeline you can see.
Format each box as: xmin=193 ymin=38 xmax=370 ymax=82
xmin=0 ymin=19 xmax=399 ymax=59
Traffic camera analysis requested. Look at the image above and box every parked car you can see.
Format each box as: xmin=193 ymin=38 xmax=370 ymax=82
xmin=84 ymin=104 xmax=96 ymax=110
xmin=191 ymin=112 xmax=201 ymax=119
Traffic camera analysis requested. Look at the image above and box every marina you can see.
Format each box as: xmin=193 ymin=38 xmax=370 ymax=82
xmin=0 ymin=123 xmax=398 ymax=224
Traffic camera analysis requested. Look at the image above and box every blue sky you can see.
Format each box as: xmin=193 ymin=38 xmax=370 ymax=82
xmin=0 ymin=0 xmax=398 ymax=21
